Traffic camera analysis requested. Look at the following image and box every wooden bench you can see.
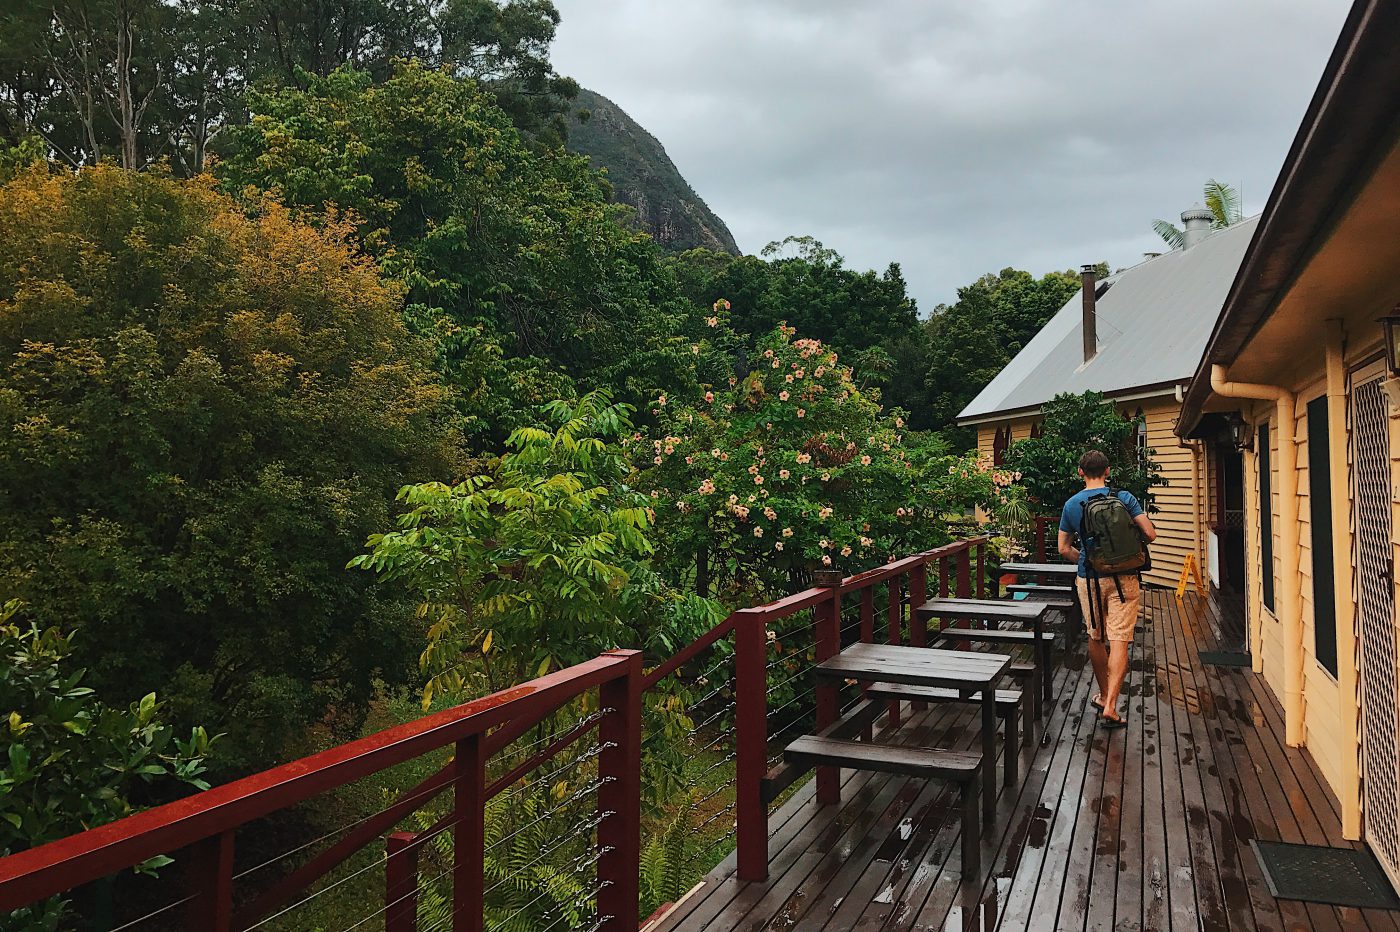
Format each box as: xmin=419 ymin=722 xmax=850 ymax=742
xmin=783 ymin=734 xmax=983 ymax=877
xmin=866 ymin=682 xmax=1026 ymax=785
xmin=1005 ymin=583 xmax=1074 ymax=597
xmin=933 ymin=628 xmax=1056 ymax=710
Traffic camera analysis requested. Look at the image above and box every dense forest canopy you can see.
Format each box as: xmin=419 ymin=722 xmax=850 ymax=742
xmin=0 ymin=3 xmax=1135 ymax=926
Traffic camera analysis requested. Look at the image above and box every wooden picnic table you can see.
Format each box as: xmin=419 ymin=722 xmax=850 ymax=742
xmin=814 ymin=642 xmax=1010 ymax=821
xmin=915 ymin=597 xmax=1055 ymax=712
xmin=997 ymin=561 xmax=1080 ymax=587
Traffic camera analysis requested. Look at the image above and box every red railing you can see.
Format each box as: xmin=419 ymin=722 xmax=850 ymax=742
xmin=0 ymin=538 xmax=990 ymax=930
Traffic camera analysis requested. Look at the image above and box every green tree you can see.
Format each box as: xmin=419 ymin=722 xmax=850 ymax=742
xmin=0 ymin=164 xmax=462 ymax=768
xmin=1002 ymin=391 xmax=1164 ymax=512
xmin=220 ymin=62 xmax=711 ymax=448
xmin=641 ymin=325 xmax=1004 ymax=602
xmin=0 ymin=600 xmax=214 ymax=932
xmin=351 ymin=391 xmax=723 ymax=699
xmin=1152 ymin=179 xmax=1244 ymax=249
xmin=923 ymin=266 xmax=1084 ymax=444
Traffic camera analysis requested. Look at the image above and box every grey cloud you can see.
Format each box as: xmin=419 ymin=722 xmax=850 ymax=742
xmin=551 ymin=0 xmax=1350 ymax=310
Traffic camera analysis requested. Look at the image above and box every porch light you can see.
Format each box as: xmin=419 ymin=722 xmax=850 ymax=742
xmin=1381 ymin=307 xmax=1400 ymax=414
xmin=1227 ymin=412 xmax=1253 ymax=451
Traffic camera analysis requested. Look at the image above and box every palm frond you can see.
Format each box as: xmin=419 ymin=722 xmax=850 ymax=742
xmin=1202 ymin=179 xmax=1242 ymax=227
xmin=1151 ymin=219 xmax=1185 ymax=249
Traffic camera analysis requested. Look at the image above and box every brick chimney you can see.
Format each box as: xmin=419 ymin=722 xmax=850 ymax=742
xmin=1081 ymin=264 xmax=1098 ymax=363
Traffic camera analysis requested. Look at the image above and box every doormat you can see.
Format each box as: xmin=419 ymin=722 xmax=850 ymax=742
xmin=1198 ymin=650 xmax=1251 ymax=667
xmin=1253 ymin=840 xmax=1400 ymax=909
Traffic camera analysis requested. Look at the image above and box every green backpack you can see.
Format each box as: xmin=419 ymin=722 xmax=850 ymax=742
xmin=1080 ymin=491 xmax=1147 ymax=576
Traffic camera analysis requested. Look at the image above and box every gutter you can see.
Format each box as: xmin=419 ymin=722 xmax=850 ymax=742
xmin=1209 ymin=364 xmax=1305 ymax=747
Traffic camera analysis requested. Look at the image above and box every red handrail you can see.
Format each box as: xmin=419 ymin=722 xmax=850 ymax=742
xmin=0 ymin=650 xmax=643 ymax=928
xmin=0 ymin=537 xmax=992 ymax=928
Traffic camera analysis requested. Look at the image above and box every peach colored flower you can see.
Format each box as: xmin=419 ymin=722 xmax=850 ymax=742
xmin=796 ymin=453 xmax=812 ymax=464
xmin=841 ymin=545 xmax=852 ymax=558
xmin=779 ymin=390 xmax=790 ymax=401
xmin=822 ymin=555 xmax=832 ymax=566
xmin=764 ymin=349 xmax=774 ymax=358
xmin=771 ymin=359 xmax=780 ymax=369
xmin=819 ymin=506 xmax=833 ymax=519
xmin=782 ymin=527 xmax=793 ymax=537
xmin=653 ymin=456 xmax=662 ymax=464
xmin=796 ymin=409 xmax=806 ymax=418
xmin=754 ymin=475 xmax=764 ymax=485
xmin=785 ymin=374 xmax=794 ymax=383
xmin=775 ymin=541 xmax=784 ymax=551
xmin=704 ymin=391 xmax=714 ymax=403
xmin=706 ymin=316 xmax=718 ymax=327
xmin=779 ymin=469 xmax=790 ymax=480
xmin=753 ymin=526 xmax=764 ymax=537
xmin=860 ymin=455 xmax=872 ymax=466
xmin=657 ymin=395 xmax=666 ymax=406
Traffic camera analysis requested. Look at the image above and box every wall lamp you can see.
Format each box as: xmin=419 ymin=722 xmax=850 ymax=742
xmin=1378 ymin=307 xmax=1400 ymax=413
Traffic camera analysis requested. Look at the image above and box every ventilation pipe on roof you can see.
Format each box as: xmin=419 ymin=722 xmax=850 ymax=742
xmin=1181 ymin=205 xmax=1214 ymax=249
xmin=1209 ymin=363 xmax=1303 ymax=747
xmin=1081 ymin=264 xmax=1098 ymax=364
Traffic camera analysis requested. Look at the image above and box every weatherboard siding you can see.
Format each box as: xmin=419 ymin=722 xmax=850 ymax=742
xmin=973 ymin=399 xmax=1200 ymax=589
xmin=1138 ymin=398 xmax=1198 ymax=590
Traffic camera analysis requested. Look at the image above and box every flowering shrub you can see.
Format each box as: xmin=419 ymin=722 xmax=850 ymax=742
xmin=638 ymin=324 xmax=1006 ymax=600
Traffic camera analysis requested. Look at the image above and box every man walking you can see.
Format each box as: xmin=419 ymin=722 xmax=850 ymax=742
xmin=1057 ymin=450 xmax=1156 ymax=728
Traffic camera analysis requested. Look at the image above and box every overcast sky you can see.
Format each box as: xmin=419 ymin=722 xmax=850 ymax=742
xmin=549 ymin=0 xmax=1352 ymax=312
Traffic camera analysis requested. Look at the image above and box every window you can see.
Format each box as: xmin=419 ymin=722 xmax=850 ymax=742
xmin=1306 ymin=397 xmax=1338 ymax=675
xmin=992 ymin=426 xmax=1009 ymax=465
xmin=1258 ymin=423 xmax=1275 ymax=612
xmin=1135 ymin=408 xmax=1148 ymax=461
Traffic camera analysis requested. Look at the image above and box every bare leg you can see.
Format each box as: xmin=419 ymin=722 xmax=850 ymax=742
xmin=1101 ymin=640 xmax=1131 ymax=719
xmin=1086 ymin=637 xmax=1109 ymax=704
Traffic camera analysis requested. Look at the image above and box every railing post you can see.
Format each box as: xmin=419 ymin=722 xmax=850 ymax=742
xmin=885 ymin=581 xmax=902 ymax=728
xmin=814 ymin=591 xmax=842 ymax=805
xmin=859 ymin=587 xmax=875 ymax=740
xmin=385 ymin=832 xmax=420 ymax=932
xmin=976 ymin=541 xmax=986 ymax=599
xmin=597 ymin=650 xmax=643 ymax=930
xmin=452 ymin=734 xmax=485 ymax=932
xmin=185 ymin=830 xmax=235 ymax=932
xmin=909 ymin=564 xmax=927 ymax=648
xmin=956 ymin=547 xmax=972 ymax=599
xmin=939 ymin=556 xmax=950 ymax=598
xmin=908 ymin=563 xmax=928 ymax=712
xmin=735 ymin=613 xmax=769 ymax=882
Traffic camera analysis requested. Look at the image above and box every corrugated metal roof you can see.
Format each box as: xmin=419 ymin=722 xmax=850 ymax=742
xmin=957 ymin=215 xmax=1259 ymax=423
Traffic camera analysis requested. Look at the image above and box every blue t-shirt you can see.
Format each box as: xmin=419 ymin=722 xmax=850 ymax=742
xmin=1059 ymin=488 xmax=1144 ymax=577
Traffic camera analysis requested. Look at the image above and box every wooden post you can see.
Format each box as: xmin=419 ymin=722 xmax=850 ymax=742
xmin=908 ymin=564 xmax=928 ymax=712
xmin=735 ymin=613 xmax=769 ymax=882
xmin=885 ymin=581 xmax=901 ymax=728
xmin=976 ymin=542 xmax=986 ymax=599
xmin=453 ymin=734 xmax=485 ymax=932
xmin=385 ymin=832 xmax=420 ymax=932
xmin=814 ymin=593 xmax=842 ymax=804
xmin=185 ymin=831 xmax=235 ymax=932
xmin=597 ymin=650 xmax=643 ymax=930
xmin=859 ymin=587 xmax=874 ymax=740
xmin=956 ymin=547 xmax=972 ymax=598
xmin=939 ymin=557 xmax=950 ymax=598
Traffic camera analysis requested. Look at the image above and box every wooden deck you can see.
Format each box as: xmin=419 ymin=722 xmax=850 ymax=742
xmin=653 ymin=589 xmax=1400 ymax=931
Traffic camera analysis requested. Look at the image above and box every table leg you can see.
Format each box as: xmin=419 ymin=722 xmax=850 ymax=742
xmin=981 ymin=688 xmax=997 ymax=823
xmin=815 ymin=679 xmax=839 ymax=804
xmin=1038 ymin=616 xmax=1053 ymax=704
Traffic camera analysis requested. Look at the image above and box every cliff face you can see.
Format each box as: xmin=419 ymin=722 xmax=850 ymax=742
xmin=567 ymin=87 xmax=740 ymax=255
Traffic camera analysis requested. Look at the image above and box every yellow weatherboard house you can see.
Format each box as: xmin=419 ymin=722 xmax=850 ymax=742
xmin=959 ymin=214 xmax=1258 ymax=592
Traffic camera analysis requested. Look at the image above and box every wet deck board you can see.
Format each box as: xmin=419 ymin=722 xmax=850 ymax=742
xmin=654 ymin=590 xmax=1400 ymax=931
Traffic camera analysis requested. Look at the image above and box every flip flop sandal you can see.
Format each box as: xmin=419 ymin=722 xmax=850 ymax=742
xmin=1090 ymin=695 xmax=1105 ymax=712
xmin=1098 ymin=713 xmax=1128 ymax=730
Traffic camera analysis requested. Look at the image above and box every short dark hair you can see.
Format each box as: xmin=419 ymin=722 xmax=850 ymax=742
xmin=1078 ymin=449 xmax=1110 ymax=478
